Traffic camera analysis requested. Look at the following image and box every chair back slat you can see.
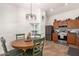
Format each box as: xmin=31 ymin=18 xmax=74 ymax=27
xmin=34 ymin=34 xmax=41 ymax=38
xmin=33 ymin=38 xmax=44 ymax=56
xmin=0 ymin=37 xmax=8 ymax=54
xmin=16 ymin=34 xmax=25 ymax=40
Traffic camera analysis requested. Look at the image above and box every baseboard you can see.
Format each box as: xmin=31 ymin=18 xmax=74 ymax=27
xmin=0 ymin=54 xmax=5 ymax=56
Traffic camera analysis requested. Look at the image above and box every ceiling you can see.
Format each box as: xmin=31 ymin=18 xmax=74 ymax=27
xmin=6 ymin=3 xmax=79 ymax=16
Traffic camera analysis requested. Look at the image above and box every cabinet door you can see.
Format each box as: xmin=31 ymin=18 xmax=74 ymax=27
xmin=53 ymin=21 xmax=60 ymax=29
xmin=59 ymin=20 xmax=67 ymax=26
xmin=76 ymin=20 xmax=79 ymax=28
xmin=76 ymin=38 xmax=79 ymax=47
xmin=52 ymin=33 xmax=58 ymax=42
xmin=67 ymin=20 xmax=77 ymax=29
xmin=67 ymin=33 xmax=76 ymax=45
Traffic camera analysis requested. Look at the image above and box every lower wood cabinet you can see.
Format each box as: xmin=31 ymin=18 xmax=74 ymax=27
xmin=76 ymin=20 xmax=79 ymax=28
xmin=67 ymin=33 xmax=76 ymax=45
xmin=76 ymin=37 xmax=79 ymax=47
xmin=52 ymin=32 xmax=58 ymax=42
xmin=67 ymin=20 xmax=77 ymax=29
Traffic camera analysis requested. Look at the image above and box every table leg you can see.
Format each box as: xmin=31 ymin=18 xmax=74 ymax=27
xmin=23 ymin=52 xmax=26 ymax=56
xmin=22 ymin=49 xmax=27 ymax=56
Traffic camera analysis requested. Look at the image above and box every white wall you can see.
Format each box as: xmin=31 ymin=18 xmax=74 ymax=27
xmin=40 ymin=10 xmax=46 ymax=37
xmin=0 ymin=4 xmax=18 ymax=54
xmin=47 ymin=8 xmax=79 ymax=25
xmin=0 ymin=4 xmax=46 ymax=54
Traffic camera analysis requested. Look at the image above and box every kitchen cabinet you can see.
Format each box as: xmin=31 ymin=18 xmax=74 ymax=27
xmin=76 ymin=33 xmax=79 ymax=47
xmin=53 ymin=20 xmax=60 ymax=29
xmin=67 ymin=33 xmax=76 ymax=45
xmin=52 ymin=32 xmax=58 ymax=42
xmin=76 ymin=38 xmax=79 ymax=47
xmin=76 ymin=20 xmax=79 ymax=28
xmin=67 ymin=20 xmax=77 ymax=29
xmin=59 ymin=20 xmax=67 ymax=26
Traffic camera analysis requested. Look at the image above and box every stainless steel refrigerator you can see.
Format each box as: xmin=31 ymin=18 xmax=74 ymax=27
xmin=45 ymin=25 xmax=54 ymax=41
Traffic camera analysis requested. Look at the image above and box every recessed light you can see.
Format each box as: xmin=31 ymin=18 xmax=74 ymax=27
xmin=50 ymin=9 xmax=54 ymax=12
xmin=65 ymin=3 xmax=68 ymax=6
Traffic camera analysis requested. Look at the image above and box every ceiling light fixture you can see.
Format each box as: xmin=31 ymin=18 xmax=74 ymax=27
xmin=26 ymin=3 xmax=36 ymax=20
xmin=65 ymin=3 xmax=68 ymax=6
xmin=50 ymin=8 xmax=54 ymax=12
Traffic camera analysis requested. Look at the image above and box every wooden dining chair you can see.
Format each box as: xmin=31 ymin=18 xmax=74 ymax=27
xmin=32 ymin=38 xmax=44 ymax=56
xmin=16 ymin=34 xmax=25 ymax=40
xmin=0 ymin=37 xmax=22 ymax=56
xmin=0 ymin=37 xmax=8 ymax=55
xmin=34 ymin=34 xmax=41 ymax=38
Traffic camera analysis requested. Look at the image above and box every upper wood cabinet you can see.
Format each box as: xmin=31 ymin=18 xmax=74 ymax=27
xmin=67 ymin=20 xmax=77 ymax=29
xmin=53 ymin=20 xmax=67 ymax=29
xmin=53 ymin=20 xmax=60 ymax=29
xmin=53 ymin=19 xmax=79 ymax=29
xmin=59 ymin=20 xmax=67 ymax=26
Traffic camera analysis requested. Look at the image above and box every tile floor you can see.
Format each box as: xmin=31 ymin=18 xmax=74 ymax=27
xmin=43 ymin=40 xmax=78 ymax=56
xmin=0 ymin=40 xmax=79 ymax=56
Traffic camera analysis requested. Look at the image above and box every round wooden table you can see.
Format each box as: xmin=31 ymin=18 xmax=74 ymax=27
xmin=12 ymin=39 xmax=34 ymax=52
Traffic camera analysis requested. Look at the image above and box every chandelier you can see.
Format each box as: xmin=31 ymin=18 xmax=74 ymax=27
xmin=26 ymin=3 xmax=36 ymax=20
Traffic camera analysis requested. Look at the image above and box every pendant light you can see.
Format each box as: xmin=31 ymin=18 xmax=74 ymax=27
xmin=26 ymin=3 xmax=36 ymax=20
